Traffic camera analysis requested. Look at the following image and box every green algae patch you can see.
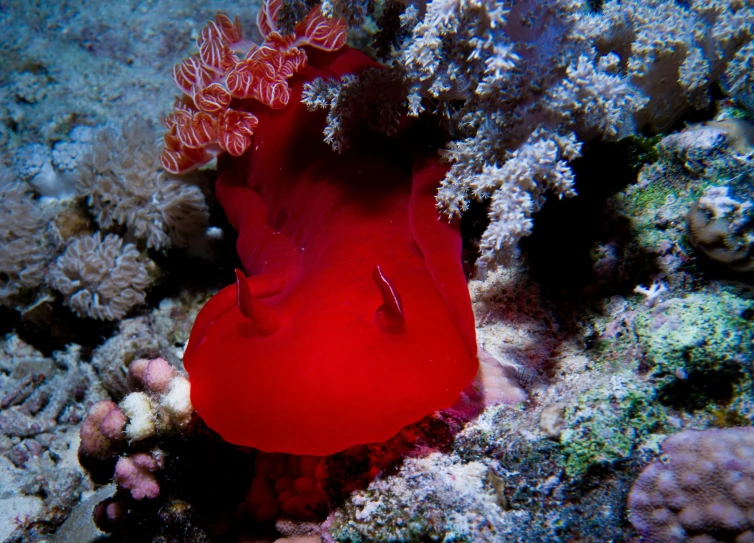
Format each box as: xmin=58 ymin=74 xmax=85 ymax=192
xmin=633 ymin=292 xmax=754 ymax=408
xmin=614 ymin=134 xmax=662 ymax=173
xmin=558 ymin=371 xmax=667 ymax=479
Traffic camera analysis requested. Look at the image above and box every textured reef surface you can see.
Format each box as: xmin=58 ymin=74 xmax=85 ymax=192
xmin=0 ymin=0 xmax=753 ymax=542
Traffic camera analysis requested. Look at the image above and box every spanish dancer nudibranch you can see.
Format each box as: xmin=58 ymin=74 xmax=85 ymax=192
xmin=164 ymin=0 xmax=479 ymax=456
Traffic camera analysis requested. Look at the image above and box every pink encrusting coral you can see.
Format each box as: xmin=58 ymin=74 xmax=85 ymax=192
xmin=79 ymin=359 xmax=192 ymax=466
xmin=78 ymin=357 xmax=194 ymax=531
xmin=160 ymin=0 xmax=348 ymax=173
xmin=629 ymin=427 xmax=754 ymax=543
xmin=79 ymin=400 xmax=127 ymax=461
xmin=127 ymin=357 xmax=176 ymax=394
xmin=114 ymin=452 xmax=164 ymax=500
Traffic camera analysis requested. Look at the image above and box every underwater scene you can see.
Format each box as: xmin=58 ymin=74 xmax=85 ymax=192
xmin=0 ymin=0 xmax=753 ymax=541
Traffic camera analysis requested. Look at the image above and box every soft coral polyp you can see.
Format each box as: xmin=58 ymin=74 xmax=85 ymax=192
xmin=183 ymin=45 xmax=478 ymax=456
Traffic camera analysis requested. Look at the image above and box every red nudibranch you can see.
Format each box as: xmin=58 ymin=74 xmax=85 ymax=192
xmin=166 ymin=0 xmax=479 ymax=456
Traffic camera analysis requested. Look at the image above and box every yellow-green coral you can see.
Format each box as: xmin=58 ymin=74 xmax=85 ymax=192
xmin=633 ymin=291 xmax=753 ymax=407
xmin=559 ymin=371 xmax=666 ymax=478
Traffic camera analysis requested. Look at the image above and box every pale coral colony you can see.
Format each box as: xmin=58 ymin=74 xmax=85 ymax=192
xmin=0 ymin=0 xmax=754 ymax=542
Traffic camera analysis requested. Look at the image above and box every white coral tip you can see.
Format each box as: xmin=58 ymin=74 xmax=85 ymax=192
xmin=120 ymin=391 xmax=157 ymax=441
xmin=160 ymin=376 xmax=193 ymax=428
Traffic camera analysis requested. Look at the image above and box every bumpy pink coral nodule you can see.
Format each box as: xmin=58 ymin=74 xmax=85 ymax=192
xmin=629 ymin=427 xmax=754 ymax=543
xmin=114 ymin=452 xmax=163 ymax=500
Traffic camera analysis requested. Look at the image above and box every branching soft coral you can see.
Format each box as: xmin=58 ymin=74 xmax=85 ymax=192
xmin=160 ymin=1 xmax=348 ymax=174
xmin=402 ymin=0 xmax=525 ymax=115
xmin=300 ymin=0 xmax=752 ymax=267
xmin=442 ymin=130 xmax=583 ymax=265
xmin=298 ymin=0 xmax=645 ymax=265
xmin=545 ymin=54 xmax=649 ymax=141
xmin=587 ymin=0 xmax=754 ymax=129
xmin=399 ymin=0 xmax=649 ymax=266
xmin=301 ymin=66 xmax=409 ymax=152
